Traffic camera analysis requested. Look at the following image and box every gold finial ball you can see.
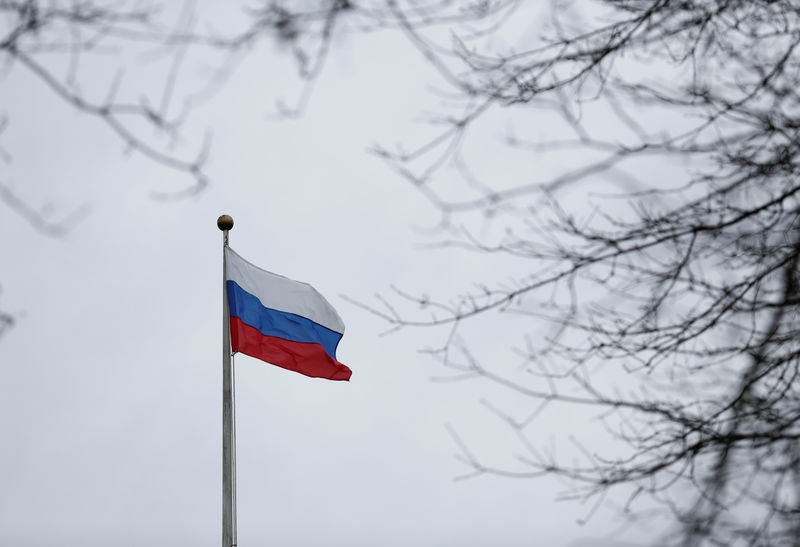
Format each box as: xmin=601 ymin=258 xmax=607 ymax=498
xmin=217 ymin=214 xmax=234 ymax=231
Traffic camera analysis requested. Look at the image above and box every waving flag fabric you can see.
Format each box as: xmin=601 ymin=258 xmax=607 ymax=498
xmin=225 ymin=247 xmax=352 ymax=381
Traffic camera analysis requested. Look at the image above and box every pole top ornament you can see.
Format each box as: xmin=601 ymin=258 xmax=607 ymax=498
xmin=217 ymin=215 xmax=234 ymax=231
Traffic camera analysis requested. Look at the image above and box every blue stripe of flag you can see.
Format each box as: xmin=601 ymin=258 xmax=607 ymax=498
xmin=226 ymin=280 xmax=342 ymax=360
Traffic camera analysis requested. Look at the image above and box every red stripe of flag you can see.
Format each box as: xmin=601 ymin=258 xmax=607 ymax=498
xmin=230 ymin=316 xmax=352 ymax=381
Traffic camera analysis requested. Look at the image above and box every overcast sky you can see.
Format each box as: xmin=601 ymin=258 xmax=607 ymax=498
xmin=0 ymin=3 xmax=665 ymax=545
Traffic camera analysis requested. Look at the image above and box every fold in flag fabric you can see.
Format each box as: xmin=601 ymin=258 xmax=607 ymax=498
xmin=225 ymin=247 xmax=352 ymax=381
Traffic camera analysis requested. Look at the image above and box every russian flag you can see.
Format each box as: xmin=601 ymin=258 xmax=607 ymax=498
xmin=225 ymin=247 xmax=352 ymax=381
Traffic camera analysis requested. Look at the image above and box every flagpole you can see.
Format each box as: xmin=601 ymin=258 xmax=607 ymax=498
xmin=218 ymin=214 xmax=237 ymax=547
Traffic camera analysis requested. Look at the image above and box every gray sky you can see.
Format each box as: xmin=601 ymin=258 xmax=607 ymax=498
xmin=0 ymin=3 xmax=664 ymax=545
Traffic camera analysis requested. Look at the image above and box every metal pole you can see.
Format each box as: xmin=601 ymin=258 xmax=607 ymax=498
xmin=218 ymin=214 xmax=236 ymax=547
